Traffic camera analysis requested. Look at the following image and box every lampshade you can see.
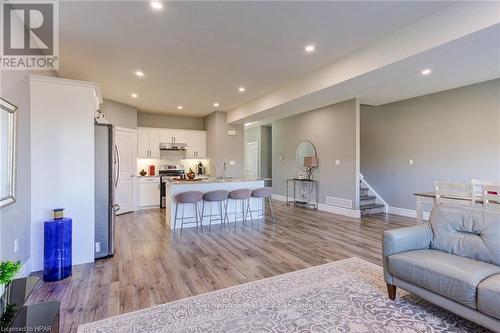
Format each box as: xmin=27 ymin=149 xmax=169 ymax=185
xmin=303 ymin=156 xmax=318 ymax=168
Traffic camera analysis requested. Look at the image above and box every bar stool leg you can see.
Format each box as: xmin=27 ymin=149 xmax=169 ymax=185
xmin=174 ymin=202 xmax=179 ymax=230
xmin=246 ymin=199 xmax=253 ymax=224
xmin=201 ymin=201 xmax=205 ymax=230
xmin=268 ymin=197 xmax=276 ymax=224
xmin=224 ymin=199 xmax=230 ymax=228
xmin=180 ymin=203 xmax=185 ymax=235
xmin=194 ymin=202 xmax=199 ymax=230
xmin=219 ymin=201 xmax=224 ymax=230
xmin=209 ymin=202 xmax=213 ymax=231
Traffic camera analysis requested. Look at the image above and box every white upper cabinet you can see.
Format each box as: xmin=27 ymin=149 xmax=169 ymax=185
xmin=139 ymin=127 xmax=206 ymax=159
xmin=137 ymin=127 xmax=160 ymax=158
xmin=186 ymin=130 xmax=206 ymax=159
xmin=159 ymin=129 xmax=186 ymax=144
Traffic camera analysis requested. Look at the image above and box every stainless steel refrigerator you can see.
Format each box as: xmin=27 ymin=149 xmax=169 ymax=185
xmin=94 ymin=123 xmax=120 ymax=259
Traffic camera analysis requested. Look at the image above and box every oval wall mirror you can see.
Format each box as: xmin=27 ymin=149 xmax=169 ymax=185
xmin=0 ymin=98 xmax=18 ymax=208
xmin=295 ymin=141 xmax=317 ymax=169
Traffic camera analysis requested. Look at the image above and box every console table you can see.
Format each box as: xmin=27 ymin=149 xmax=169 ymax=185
xmin=1 ymin=276 xmax=60 ymax=332
xmin=286 ymin=178 xmax=319 ymax=210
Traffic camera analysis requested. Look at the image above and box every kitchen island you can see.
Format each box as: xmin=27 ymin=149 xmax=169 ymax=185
xmin=165 ymin=178 xmax=265 ymax=229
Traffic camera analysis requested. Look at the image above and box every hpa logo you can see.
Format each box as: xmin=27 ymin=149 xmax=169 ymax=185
xmin=1 ymin=1 xmax=58 ymax=69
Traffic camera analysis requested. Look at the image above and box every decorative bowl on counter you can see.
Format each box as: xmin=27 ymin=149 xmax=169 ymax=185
xmin=186 ymin=168 xmax=196 ymax=180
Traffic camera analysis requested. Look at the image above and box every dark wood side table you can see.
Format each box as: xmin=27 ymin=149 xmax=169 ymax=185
xmin=1 ymin=277 xmax=60 ymax=332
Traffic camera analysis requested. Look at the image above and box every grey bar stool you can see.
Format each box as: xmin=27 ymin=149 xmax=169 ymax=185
xmin=174 ymin=191 xmax=203 ymax=234
xmin=227 ymin=189 xmax=253 ymax=225
xmin=251 ymin=187 xmax=275 ymax=224
xmin=201 ymin=190 xmax=229 ymax=231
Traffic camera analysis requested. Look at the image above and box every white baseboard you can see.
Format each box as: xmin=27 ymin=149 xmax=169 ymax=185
xmin=16 ymin=257 xmax=32 ymax=278
xmin=272 ymin=194 xmax=361 ymax=219
xmin=388 ymin=206 xmax=430 ymax=221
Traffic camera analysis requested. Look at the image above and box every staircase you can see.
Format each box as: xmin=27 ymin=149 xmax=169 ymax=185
xmin=359 ymin=175 xmax=387 ymax=216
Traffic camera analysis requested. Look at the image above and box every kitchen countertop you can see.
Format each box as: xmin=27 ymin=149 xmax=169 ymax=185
xmin=167 ymin=178 xmax=264 ymax=185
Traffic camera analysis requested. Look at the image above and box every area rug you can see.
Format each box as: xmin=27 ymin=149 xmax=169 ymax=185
xmin=78 ymin=257 xmax=489 ymax=333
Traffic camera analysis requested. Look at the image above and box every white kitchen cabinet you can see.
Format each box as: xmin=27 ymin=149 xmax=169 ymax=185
xmin=137 ymin=127 xmax=160 ymax=158
xmin=159 ymin=129 xmax=186 ymax=144
xmin=186 ymin=130 xmax=206 ymax=159
xmin=139 ymin=177 xmax=160 ymax=206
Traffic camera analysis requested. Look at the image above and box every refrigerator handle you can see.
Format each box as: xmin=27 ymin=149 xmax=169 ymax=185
xmin=114 ymin=144 xmax=120 ymax=188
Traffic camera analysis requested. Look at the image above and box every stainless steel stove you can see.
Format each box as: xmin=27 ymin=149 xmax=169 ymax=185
xmin=159 ymin=165 xmax=184 ymax=208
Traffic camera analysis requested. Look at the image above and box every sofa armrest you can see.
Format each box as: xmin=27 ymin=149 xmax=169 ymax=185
xmin=383 ymin=224 xmax=432 ymax=284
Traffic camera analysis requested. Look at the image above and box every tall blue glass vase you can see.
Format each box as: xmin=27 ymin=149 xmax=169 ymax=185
xmin=43 ymin=216 xmax=72 ymax=281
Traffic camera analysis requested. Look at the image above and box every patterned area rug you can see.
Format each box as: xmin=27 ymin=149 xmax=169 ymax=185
xmin=78 ymin=257 xmax=489 ymax=333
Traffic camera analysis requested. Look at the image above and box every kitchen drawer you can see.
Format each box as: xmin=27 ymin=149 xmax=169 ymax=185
xmin=139 ymin=176 xmax=160 ymax=184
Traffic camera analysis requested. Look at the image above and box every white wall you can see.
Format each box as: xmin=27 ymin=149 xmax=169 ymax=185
xmin=30 ymin=76 xmax=97 ymax=271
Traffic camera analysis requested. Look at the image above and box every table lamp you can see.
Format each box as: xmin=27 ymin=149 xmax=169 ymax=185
xmin=303 ymin=156 xmax=318 ymax=180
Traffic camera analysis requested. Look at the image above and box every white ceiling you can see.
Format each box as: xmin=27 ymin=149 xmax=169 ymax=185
xmin=57 ymin=1 xmax=453 ymax=116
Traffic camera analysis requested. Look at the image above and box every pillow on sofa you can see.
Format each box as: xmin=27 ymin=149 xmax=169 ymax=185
xmin=429 ymin=204 xmax=500 ymax=265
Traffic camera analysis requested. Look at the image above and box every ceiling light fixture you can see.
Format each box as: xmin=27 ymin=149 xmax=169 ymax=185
xmin=131 ymin=93 xmax=138 ymax=98
xmin=177 ymin=105 xmax=183 ymax=110
xmin=213 ymin=102 xmax=220 ymax=107
xmin=135 ymin=70 xmax=144 ymax=77
xmin=305 ymin=44 xmax=315 ymax=53
xmin=150 ymin=1 xmax=163 ymax=10
xmin=238 ymin=87 xmax=246 ymax=93
xmin=421 ymin=68 xmax=432 ymax=76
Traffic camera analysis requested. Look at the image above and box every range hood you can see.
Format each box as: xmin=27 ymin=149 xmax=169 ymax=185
xmin=160 ymin=142 xmax=187 ymax=151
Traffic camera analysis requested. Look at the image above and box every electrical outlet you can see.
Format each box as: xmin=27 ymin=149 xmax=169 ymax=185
xmin=335 ymin=160 xmax=341 ymax=165
xmin=14 ymin=239 xmax=18 ymax=253
xmin=229 ymin=160 xmax=236 ymax=166
xmin=95 ymin=242 xmax=101 ymax=253
xmin=409 ymin=159 xmax=414 ymax=166
xmin=228 ymin=130 xmax=236 ymax=136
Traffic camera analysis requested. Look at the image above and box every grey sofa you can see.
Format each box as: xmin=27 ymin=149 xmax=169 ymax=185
xmin=383 ymin=204 xmax=500 ymax=332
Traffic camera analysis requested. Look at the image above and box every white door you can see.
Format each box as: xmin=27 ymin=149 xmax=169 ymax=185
xmin=245 ymin=141 xmax=259 ymax=178
xmin=115 ymin=127 xmax=137 ymax=214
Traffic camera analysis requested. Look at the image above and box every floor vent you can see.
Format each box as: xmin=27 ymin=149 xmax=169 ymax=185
xmin=326 ymin=196 xmax=353 ymax=209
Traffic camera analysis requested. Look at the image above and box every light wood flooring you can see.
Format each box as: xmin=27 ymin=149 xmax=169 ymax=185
xmin=27 ymin=201 xmax=415 ymax=332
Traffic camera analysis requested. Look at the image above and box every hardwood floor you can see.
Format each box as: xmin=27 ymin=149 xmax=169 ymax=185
xmin=27 ymin=201 xmax=414 ymax=332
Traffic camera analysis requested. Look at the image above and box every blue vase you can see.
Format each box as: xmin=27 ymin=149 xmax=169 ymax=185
xmin=43 ymin=217 xmax=72 ymax=281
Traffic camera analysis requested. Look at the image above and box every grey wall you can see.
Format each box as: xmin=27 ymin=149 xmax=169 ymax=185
xmin=361 ymin=79 xmax=500 ymax=210
xmin=203 ymin=112 xmax=244 ymax=178
xmin=0 ymin=70 xmax=56 ymax=265
xmin=260 ymin=126 xmax=272 ymax=180
xmin=138 ymin=112 xmax=204 ymax=130
xmin=272 ymin=99 xmax=359 ymax=208
xmin=101 ymin=99 xmax=138 ymax=129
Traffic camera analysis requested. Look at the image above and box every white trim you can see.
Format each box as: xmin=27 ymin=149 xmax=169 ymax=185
xmin=272 ymin=194 xmax=361 ymax=219
xmin=15 ymin=258 xmax=32 ymax=278
xmin=355 ymin=99 xmax=360 ymax=210
xmin=359 ymin=173 xmax=389 ymax=213
xmin=388 ymin=206 xmax=430 ymax=221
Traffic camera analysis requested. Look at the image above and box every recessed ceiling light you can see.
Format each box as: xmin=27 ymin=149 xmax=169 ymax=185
xmin=213 ymin=102 xmax=220 ymax=107
xmin=177 ymin=105 xmax=183 ymax=110
xmin=150 ymin=1 xmax=163 ymax=10
xmin=135 ymin=70 xmax=144 ymax=77
xmin=131 ymin=93 xmax=138 ymax=98
xmin=421 ymin=68 xmax=432 ymax=76
xmin=305 ymin=44 xmax=315 ymax=53
xmin=238 ymin=87 xmax=246 ymax=93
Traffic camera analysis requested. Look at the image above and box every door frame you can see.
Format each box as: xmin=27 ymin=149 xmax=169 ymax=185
xmin=245 ymin=141 xmax=259 ymax=178
xmin=115 ymin=126 xmax=137 ymax=214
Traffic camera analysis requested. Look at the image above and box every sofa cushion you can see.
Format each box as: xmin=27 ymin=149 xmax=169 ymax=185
xmin=429 ymin=205 xmax=500 ymax=265
xmin=478 ymin=274 xmax=500 ymax=319
xmin=388 ymin=249 xmax=500 ymax=308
